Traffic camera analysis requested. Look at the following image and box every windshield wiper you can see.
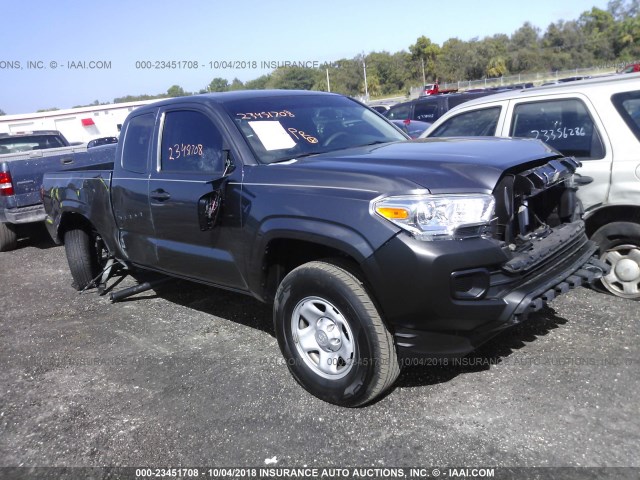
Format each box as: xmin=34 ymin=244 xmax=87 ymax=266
xmin=271 ymin=151 xmax=326 ymax=164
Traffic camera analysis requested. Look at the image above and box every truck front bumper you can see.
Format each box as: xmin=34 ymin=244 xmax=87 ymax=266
xmin=362 ymin=221 xmax=607 ymax=359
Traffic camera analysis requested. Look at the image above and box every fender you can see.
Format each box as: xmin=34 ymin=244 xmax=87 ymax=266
xmin=245 ymin=215 xmax=388 ymax=297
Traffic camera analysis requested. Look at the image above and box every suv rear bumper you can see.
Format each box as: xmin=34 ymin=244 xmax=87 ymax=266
xmin=362 ymin=221 xmax=606 ymax=359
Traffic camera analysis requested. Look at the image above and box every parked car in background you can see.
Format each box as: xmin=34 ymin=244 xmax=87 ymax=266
xmin=620 ymin=63 xmax=640 ymax=74
xmin=384 ymin=91 xmax=496 ymax=126
xmin=369 ymin=104 xmax=391 ymax=114
xmin=87 ymin=136 xmax=118 ymax=148
xmin=419 ymin=82 xmax=458 ymax=96
xmin=421 ymin=74 xmax=640 ymax=299
xmin=390 ymin=119 xmax=432 ymax=138
xmin=0 ymin=130 xmax=69 ymax=153
xmin=0 ymin=130 xmax=113 ymax=251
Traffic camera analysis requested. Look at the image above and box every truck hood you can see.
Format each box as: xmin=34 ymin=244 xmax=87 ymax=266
xmin=279 ymin=137 xmax=562 ymax=194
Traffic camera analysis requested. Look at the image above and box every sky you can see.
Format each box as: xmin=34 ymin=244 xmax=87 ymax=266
xmin=0 ymin=0 xmax=612 ymax=115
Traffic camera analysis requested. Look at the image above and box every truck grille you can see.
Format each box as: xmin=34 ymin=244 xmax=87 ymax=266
xmin=492 ymin=157 xmax=581 ymax=246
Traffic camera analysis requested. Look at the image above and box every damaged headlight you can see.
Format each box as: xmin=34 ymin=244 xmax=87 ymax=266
xmin=373 ymin=194 xmax=495 ymax=240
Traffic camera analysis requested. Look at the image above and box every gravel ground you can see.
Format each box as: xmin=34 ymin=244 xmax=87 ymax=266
xmin=0 ymin=226 xmax=638 ymax=478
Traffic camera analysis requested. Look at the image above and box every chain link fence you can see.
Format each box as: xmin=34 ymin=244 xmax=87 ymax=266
xmin=407 ymin=63 xmax=635 ymax=99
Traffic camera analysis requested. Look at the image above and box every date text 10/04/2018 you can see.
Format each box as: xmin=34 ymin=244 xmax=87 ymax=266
xmin=134 ymin=60 xmax=336 ymax=70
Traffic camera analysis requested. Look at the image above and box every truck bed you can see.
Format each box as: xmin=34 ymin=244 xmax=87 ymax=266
xmin=43 ymin=167 xmax=118 ymax=252
xmin=1 ymin=144 xmax=115 ymax=227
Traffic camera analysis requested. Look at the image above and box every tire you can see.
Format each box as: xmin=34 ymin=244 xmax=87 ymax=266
xmin=274 ymin=261 xmax=400 ymax=407
xmin=592 ymin=222 xmax=640 ymax=300
xmin=64 ymin=227 xmax=105 ymax=290
xmin=0 ymin=222 xmax=18 ymax=252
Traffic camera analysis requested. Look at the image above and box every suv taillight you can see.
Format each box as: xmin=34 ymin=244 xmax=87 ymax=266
xmin=0 ymin=171 xmax=15 ymax=196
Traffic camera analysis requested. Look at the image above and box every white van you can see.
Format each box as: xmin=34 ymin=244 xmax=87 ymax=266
xmin=421 ymin=74 xmax=640 ymax=299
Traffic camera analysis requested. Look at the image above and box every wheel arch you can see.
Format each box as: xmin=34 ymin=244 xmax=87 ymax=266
xmin=249 ymin=218 xmax=381 ymax=303
xmin=57 ymin=212 xmax=96 ymax=244
xmin=584 ymin=204 xmax=640 ymax=238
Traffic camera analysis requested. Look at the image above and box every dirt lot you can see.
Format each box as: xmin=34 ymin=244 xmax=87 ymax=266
xmin=1 ymin=226 xmax=639 ymax=476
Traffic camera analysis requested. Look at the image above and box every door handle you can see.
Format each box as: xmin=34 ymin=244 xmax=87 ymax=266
xmin=61 ymin=158 xmax=74 ymax=165
xmin=150 ymin=189 xmax=171 ymax=201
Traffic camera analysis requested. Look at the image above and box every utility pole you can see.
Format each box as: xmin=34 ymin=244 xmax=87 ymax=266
xmin=326 ymin=68 xmax=331 ymax=92
xmin=362 ymin=53 xmax=369 ymax=101
xmin=422 ymin=58 xmax=426 ymax=86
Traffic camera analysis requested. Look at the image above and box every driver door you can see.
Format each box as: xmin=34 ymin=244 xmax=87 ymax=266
xmin=148 ymin=106 xmax=244 ymax=287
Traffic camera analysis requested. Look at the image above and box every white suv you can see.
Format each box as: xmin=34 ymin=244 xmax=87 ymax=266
xmin=421 ymin=74 xmax=640 ymax=299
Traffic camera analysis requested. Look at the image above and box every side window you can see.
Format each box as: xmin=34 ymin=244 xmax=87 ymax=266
xmin=612 ymin=91 xmax=640 ymax=142
xmin=121 ymin=113 xmax=155 ymax=174
xmin=160 ymin=110 xmax=224 ymax=173
xmin=385 ymin=104 xmax=411 ymax=120
xmin=430 ymin=107 xmax=501 ymax=137
xmin=510 ymin=99 xmax=605 ymax=159
xmin=414 ymin=102 xmax=439 ymax=122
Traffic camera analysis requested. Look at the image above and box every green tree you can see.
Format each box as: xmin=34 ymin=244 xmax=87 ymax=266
xmin=409 ymin=36 xmax=441 ymax=81
xmin=609 ymin=0 xmax=640 ymax=59
xmin=114 ymin=94 xmax=163 ymax=103
xmin=208 ymin=77 xmax=229 ymax=92
xmin=167 ymin=85 xmax=186 ymax=97
xmin=244 ymin=74 xmax=271 ymax=90
xmin=327 ymin=59 xmax=364 ymax=96
xmin=229 ymin=78 xmax=245 ymax=91
xmin=366 ymin=51 xmax=414 ymax=95
xmin=267 ymin=67 xmax=320 ymax=90
xmin=508 ymin=22 xmax=545 ymax=72
xmin=436 ymin=38 xmax=474 ymax=81
xmin=486 ymin=57 xmax=508 ymax=77
xmin=0 ymin=109 xmax=5 ymax=116
xmin=542 ymin=20 xmax=594 ymax=69
xmin=579 ymin=7 xmax=617 ymax=60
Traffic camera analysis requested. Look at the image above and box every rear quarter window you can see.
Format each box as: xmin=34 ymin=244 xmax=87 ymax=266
xmin=510 ymin=98 xmax=605 ymax=159
xmin=430 ymin=107 xmax=501 ymax=137
xmin=414 ymin=102 xmax=439 ymax=122
xmin=612 ymin=91 xmax=640 ymax=142
xmin=121 ymin=113 xmax=155 ymax=174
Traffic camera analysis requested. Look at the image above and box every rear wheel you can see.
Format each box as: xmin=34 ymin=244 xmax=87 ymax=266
xmin=274 ymin=261 xmax=400 ymax=407
xmin=592 ymin=222 xmax=640 ymax=300
xmin=64 ymin=227 xmax=107 ymax=290
xmin=0 ymin=222 xmax=18 ymax=252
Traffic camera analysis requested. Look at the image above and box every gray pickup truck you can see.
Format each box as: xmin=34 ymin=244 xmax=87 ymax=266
xmin=43 ymin=90 xmax=607 ymax=406
xmin=0 ymin=130 xmax=113 ymax=251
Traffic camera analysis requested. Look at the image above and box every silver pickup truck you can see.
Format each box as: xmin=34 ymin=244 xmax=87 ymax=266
xmin=0 ymin=130 xmax=114 ymax=251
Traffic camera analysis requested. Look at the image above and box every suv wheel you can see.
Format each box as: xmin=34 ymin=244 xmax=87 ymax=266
xmin=593 ymin=222 xmax=640 ymax=300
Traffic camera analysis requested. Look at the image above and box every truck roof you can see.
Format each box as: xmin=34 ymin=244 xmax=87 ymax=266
xmin=131 ymin=90 xmax=344 ymax=113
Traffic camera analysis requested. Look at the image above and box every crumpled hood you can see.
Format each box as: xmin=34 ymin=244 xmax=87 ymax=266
xmin=283 ymin=137 xmax=563 ymax=194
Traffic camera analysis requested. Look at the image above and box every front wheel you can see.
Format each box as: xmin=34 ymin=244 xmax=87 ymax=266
xmin=274 ymin=261 xmax=400 ymax=407
xmin=592 ymin=222 xmax=640 ymax=300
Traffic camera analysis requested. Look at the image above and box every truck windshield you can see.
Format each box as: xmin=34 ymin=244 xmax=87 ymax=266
xmin=0 ymin=135 xmax=66 ymax=154
xmin=224 ymin=94 xmax=407 ymax=164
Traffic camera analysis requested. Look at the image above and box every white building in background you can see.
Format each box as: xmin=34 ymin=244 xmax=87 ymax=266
xmin=0 ymin=99 xmax=159 ymax=143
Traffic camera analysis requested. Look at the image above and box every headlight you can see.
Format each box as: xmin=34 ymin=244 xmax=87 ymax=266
xmin=373 ymin=194 xmax=495 ymax=240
